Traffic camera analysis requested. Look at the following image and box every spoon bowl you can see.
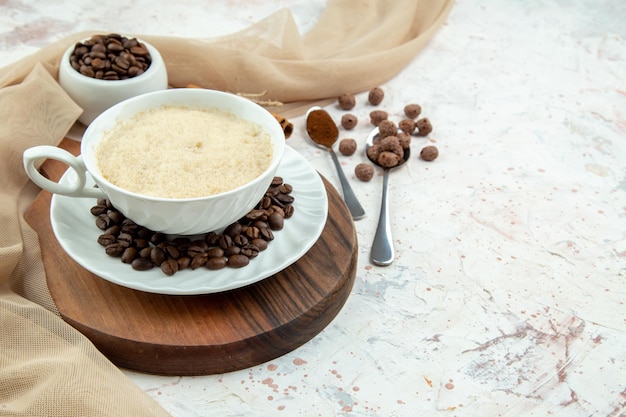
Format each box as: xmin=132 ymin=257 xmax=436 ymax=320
xmin=306 ymin=106 xmax=365 ymax=220
xmin=365 ymin=127 xmax=411 ymax=266
xmin=365 ymin=127 xmax=411 ymax=169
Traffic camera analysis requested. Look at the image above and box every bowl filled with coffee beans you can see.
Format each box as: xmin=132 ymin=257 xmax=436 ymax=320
xmin=58 ymin=33 xmax=168 ymax=125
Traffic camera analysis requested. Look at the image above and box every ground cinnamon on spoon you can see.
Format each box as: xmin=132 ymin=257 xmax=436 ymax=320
xmin=306 ymin=109 xmax=338 ymax=147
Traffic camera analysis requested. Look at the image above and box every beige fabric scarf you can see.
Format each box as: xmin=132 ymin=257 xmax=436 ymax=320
xmin=0 ymin=1 xmax=453 ymax=415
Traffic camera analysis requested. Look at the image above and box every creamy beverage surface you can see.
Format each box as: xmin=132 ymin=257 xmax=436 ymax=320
xmin=95 ymin=106 xmax=273 ymax=199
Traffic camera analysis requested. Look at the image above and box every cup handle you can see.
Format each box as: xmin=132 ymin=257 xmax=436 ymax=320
xmin=23 ymin=145 xmax=106 ymax=199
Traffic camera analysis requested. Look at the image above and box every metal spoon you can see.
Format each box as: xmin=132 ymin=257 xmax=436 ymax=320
xmin=306 ymin=107 xmax=365 ymax=220
xmin=365 ymin=127 xmax=411 ymax=266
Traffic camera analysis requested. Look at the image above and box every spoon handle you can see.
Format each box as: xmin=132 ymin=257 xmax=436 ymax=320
xmin=370 ymin=169 xmax=394 ymax=266
xmin=328 ymin=147 xmax=365 ymax=220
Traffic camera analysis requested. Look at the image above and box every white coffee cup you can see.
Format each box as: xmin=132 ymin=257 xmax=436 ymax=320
xmin=23 ymin=88 xmax=285 ymax=235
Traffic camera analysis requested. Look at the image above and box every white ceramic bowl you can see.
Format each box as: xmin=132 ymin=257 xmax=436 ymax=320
xmin=23 ymin=88 xmax=286 ymax=235
xmin=58 ymin=36 xmax=168 ymax=125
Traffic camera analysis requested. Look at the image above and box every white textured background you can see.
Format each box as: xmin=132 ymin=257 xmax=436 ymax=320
xmin=2 ymin=1 xmax=625 ymax=416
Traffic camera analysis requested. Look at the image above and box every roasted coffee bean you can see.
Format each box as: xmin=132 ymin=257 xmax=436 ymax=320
xmin=269 ymin=198 xmax=284 ymax=208
xmin=114 ymin=56 xmax=130 ymax=70
xmin=70 ymin=34 xmax=152 ymax=80
xmin=206 ymin=247 xmax=224 ymax=258
xmin=268 ymin=206 xmax=284 ymax=218
xmin=251 ymin=238 xmax=268 ymax=251
xmin=73 ymin=45 xmax=89 ymax=58
xmin=150 ymin=247 xmax=166 ymax=266
xmin=80 ymin=65 xmax=95 ymax=77
xmin=162 ymin=244 xmax=180 ymax=259
xmin=127 ymin=66 xmax=142 ymax=77
xmin=259 ymin=196 xmax=272 ymax=209
xmin=117 ymin=232 xmax=133 ymax=248
xmin=275 ymin=193 xmax=295 ymax=205
xmin=123 ymin=38 xmax=138 ymax=49
xmin=244 ymin=226 xmax=260 ymax=240
xmin=107 ymin=41 xmax=124 ymax=53
xmin=205 ymin=232 xmax=220 ymax=245
xmin=271 ymin=177 xmax=283 ymax=186
xmin=283 ymin=204 xmax=295 ymax=219
xmin=223 ymin=223 xmax=243 ymax=238
xmin=187 ymin=241 xmax=208 ymax=257
xmin=268 ymin=212 xmax=284 ymax=231
xmin=172 ymin=242 xmax=190 ymax=255
xmin=95 ymin=214 xmax=111 ymax=230
xmin=224 ymin=245 xmax=241 ymax=257
xmin=259 ymin=227 xmax=274 ymax=241
xmin=245 ymin=209 xmax=268 ymax=222
xmin=103 ymin=225 xmax=121 ymax=236
xmin=240 ymin=244 xmax=259 ymax=258
xmin=193 ymin=239 xmax=209 ymax=250
xmin=105 ymin=243 xmax=125 ymax=257
xmin=139 ymin=247 xmax=153 ymax=259
xmin=233 ymin=234 xmax=249 ymax=247
xmin=96 ymin=198 xmax=107 ymax=206
xmin=121 ymin=219 xmax=139 ymax=233
xmin=279 ymin=184 xmax=293 ymax=194
xmin=218 ymin=235 xmax=233 ymax=250
xmin=266 ymin=187 xmax=280 ymax=197
xmin=121 ymin=247 xmax=138 ymax=264
xmin=190 ymin=254 xmax=208 ymax=270
xmin=177 ymin=256 xmax=191 ymax=270
xmin=186 ymin=246 xmax=205 ymax=258
xmin=134 ymin=238 xmax=150 ymax=250
xmin=106 ymin=210 xmax=125 ymax=225
xmin=97 ymin=234 xmax=117 ymax=247
xmin=130 ymin=45 xmax=149 ymax=56
xmin=151 ymin=232 xmax=167 ymax=245
xmin=125 ymin=52 xmax=137 ymax=66
xmin=228 ymin=254 xmax=250 ymax=268
xmin=172 ymin=237 xmax=191 ymax=247
xmin=120 ymin=226 xmax=138 ymax=236
xmin=91 ymin=57 xmax=105 ymax=70
xmin=137 ymin=227 xmax=153 ymax=240
xmin=90 ymin=205 xmax=108 ymax=216
xmin=131 ymin=257 xmax=154 ymax=271
xmin=253 ymin=220 xmax=270 ymax=230
xmin=160 ymin=259 xmax=179 ymax=276
xmin=206 ymin=256 xmax=227 ymax=270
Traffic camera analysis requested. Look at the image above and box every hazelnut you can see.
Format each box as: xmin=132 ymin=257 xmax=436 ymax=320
xmin=378 ymin=120 xmax=397 ymax=138
xmin=369 ymin=110 xmax=388 ymax=126
xmin=366 ymin=144 xmax=381 ymax=162
xmin=355 ymin=163 xmax=374 ymax=181
xmin=404 ymin=103 xmax=422 ymax=119
xmin=420 ymin=145 xmax=438 ymax=161
xmin=398 ymin=119 xmax=416 ymax=134
xmin=337 ymin=93 xmax=356 ymax=110
xmin=378 ymin=151 xmax=400 ymax=168
xmin=368 ymin=87 xmax=385 ymax=105
xmin=379 ymin=136 xmax=403 ymax=158
xmin=379 ymin=135 xmax=401 ymax=151
xmin=338 ymin=138 xmax=357 ymax=156
xmin=397 ymin=131 xmax=411 ymax=149
xmin=341 ymin=113 xmax=358 ymax=130
xmin=416 ymin=117 xmax=433 ymax=136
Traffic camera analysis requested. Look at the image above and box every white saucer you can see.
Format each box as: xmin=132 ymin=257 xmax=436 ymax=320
xmin=50 ymin=146 xmax=328 ymax=295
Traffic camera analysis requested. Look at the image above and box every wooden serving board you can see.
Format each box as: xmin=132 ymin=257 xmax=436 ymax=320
xmin=25 ymin=138 xmax=357 ymax=376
